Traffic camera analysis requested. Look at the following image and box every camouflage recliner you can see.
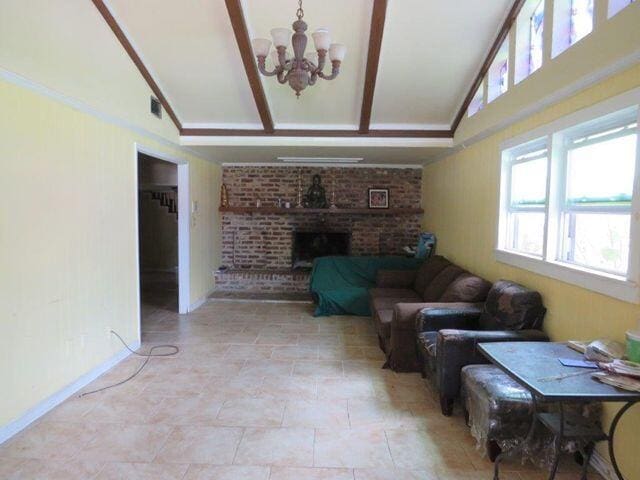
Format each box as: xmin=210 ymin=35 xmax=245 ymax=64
xmin=416 ymin=280 xmax=548 ymax=416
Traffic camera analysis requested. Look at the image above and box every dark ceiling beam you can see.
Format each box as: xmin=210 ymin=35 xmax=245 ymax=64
xmin=450 ymin=0 xmax=527 ymax=135
xmin=91 ymin=0 xmax=182 ymax=131
xmin=180 ymin=127 xmax=452 ymax=138
xmin=359 ymin=0 xmax=389 ymax=134
xmin=224 ymin=0 xmax=275 ymax=134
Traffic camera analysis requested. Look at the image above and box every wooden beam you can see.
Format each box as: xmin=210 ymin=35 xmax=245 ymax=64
xmin=450 ymin=0 xmax=527 ymax=135
xmin=224 ymin=0 xmax=274 ymax=133
xmin=359 ymin=0 xmax=388 ymax=134
xmin=180 ymin=127 xmax=453 ymax=138
xmin=91 ymin=0 xmax=182 ymax=131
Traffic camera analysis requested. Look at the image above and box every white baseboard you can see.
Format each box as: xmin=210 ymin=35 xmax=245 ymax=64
xmin=591 ymin=450 xmax=617 ymax=480
xmin=0 ymin=340 xmax=140 ymax=445
xmin=189 ymin=287 xmax=215 ymax=312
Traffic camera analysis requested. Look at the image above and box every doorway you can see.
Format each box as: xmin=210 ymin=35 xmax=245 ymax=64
xmin=135 ymin=145 xmax=190 ymax=321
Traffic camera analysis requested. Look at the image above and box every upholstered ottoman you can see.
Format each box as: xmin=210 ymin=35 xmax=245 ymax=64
xmin=460 ymin=364 xmax=533 ymax=461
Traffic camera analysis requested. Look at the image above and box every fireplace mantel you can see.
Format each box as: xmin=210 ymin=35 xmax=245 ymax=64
xmin=219 ymin=206 xmax=424 ymax=215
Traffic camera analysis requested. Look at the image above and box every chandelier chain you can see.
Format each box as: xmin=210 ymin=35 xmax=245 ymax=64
xmin=296 ymin=0 xmax=304 ymax=20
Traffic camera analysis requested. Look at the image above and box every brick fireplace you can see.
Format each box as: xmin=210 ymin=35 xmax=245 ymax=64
xmin=215 ymin=166 xmax=423 ymax=293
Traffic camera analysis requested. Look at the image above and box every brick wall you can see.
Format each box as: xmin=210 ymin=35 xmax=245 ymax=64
xmin=222 ymin=166 xmax=421 ymax=209
xmin=217 ymin=166 xmax=423 ymax=292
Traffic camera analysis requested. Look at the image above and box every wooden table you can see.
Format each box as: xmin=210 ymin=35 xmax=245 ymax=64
xmin=478 ymin=342 xmax=640 ymax=480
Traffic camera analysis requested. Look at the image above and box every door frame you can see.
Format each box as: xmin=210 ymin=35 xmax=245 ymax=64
xmin=134 ymin=143 xmax=191 ymax=318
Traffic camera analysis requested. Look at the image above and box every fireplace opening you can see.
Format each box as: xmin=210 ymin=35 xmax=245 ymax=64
xmin=292 ymin=231 xmax=351 ymax=269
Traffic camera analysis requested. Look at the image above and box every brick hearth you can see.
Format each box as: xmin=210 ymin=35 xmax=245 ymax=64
xmin=216 ymin=166 xmax=423 ymax=293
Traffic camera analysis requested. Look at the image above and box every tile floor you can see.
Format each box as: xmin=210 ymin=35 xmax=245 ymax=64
xmin=0 ymin=299 xmax=603 ymax=479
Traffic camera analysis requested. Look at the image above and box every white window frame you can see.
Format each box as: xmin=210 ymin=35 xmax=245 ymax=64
xmin=496 ymin=88 xmax=640 ymax=303
xmin=498 ymin=139 xmax=549 ymax=258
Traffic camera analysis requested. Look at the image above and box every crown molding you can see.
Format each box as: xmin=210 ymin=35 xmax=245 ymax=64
xmin=181 ymin=134 xmax=453 ymax=148
xmin=180 ymin=127 xmax=453 ymax=138
xmin=221 ymin=162 xmax=423 ymax=169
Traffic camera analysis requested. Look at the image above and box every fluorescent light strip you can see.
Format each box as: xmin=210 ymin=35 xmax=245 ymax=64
xmin=278 ymin=157 xmax=363 ymax=163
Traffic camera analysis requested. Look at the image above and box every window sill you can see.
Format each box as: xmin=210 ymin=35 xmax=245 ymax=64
xmin=495 ymin=249 xmax=639 ymax=304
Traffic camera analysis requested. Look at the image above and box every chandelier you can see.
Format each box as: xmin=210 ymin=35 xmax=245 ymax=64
xmin=251 ymin=0 xmax=347 ymax=98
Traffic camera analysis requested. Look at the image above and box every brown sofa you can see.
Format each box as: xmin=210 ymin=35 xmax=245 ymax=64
xmin=370 ymin=255 xmax=492 ymax=372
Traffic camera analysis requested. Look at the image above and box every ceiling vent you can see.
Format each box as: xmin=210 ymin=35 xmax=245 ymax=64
xmin=150 ymin=97 xmax=162 ymax=119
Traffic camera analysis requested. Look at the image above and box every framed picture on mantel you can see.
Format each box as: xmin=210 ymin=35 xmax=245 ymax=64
xmin=368 ymin=188 xmax=389 ymax=209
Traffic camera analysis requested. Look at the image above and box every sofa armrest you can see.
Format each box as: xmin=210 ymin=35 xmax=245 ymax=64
xmin=393 ymin=302 xmax=483 ymax=331
xmin=376 ymin=269 xmax=417 ymax=288
xmin=416 ymin=306 xmax=482 ymax=333
xmin=435 ymin=329 xmax=549 ymax=398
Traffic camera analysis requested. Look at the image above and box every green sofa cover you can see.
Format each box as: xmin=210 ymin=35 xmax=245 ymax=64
xmin=310 ymin=255 xmax=423 ymax=316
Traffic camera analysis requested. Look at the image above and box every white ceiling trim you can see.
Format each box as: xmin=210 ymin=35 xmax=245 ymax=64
xmin=369 ymin=123 xmax=451 ymax=131
xmin=221 ymin=162 xmax=423 ymax=169
xmin=181 ymin=122 xmax=264 ymax=129
xmin=273 ymin=123 xmax=359 ymax=130
xmin=181 ymin=135 xmax=453 ymax=148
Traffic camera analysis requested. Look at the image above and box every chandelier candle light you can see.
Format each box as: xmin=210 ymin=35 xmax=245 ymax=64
xmin=251 ymin=0 xmax=347 ymax=98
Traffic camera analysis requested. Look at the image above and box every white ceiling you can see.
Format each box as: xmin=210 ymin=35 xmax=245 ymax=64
xmin=371 ymin=0 xmax=512 ymax=128
xmin=103 ymin=0 xmax=512 ymax=132
xmin=107 ymin=0 xmax=262 ymax=128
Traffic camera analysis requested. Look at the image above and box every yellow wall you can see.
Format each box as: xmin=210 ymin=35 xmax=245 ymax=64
xmin=0 ymin=79 xmax=221 ymax=428
xmin=423 ymin=63 xmax=640 ymax=476
xmin=0 ymin=0 xmax=222 ymax=431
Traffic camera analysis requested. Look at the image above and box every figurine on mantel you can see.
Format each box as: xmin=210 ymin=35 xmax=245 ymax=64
xmin=220 ymin=184 xmax=229 ymax=207
xmin=303 ymin=174 xmax=328 ymax=209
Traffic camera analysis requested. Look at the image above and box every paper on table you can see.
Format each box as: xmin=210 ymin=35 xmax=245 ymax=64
xmin=558 ymin=358 xmax=598 ymax=369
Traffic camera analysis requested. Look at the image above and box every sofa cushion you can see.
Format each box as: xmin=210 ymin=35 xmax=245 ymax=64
xmin=422 ymin=265 xmax=466 ymax=302
xmin=376 ymin=309 xmax=394 ymax=339
xmin=439 ymin=273 xmax=492 ymax=303
xmin=478 ymin=280 xmax=546 ymax=331
xmin=369 ymin=288 xmax=421 ymax=300
xmin=413 ymin=255 xmax=451 ymax=296
xmin=371 ymin=295 xmax=422 ymax=313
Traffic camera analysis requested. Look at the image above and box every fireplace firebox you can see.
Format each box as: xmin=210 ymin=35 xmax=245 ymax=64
xmin=292 ymin=231 xmax=350 ymax=269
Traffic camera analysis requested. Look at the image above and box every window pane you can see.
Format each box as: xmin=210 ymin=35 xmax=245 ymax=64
xmin=510 ymin=156 xmax=548 ymax=207
xmin=529 ymin=0 xmax=544 ymax=74
xmin=566 ymin=133 xmax=636 ymax=206
xmin=609 ymin=0 xmax=635 ymax=18
xmin=499 ymin=61 xmax=508 ymax=94
xmin=563 ymin=213 xmax=631 ymax=274
xmin=570 ymin=0 xmax=594 ymax=45
xmin=508 ymin=212 xmax=545 ymax=256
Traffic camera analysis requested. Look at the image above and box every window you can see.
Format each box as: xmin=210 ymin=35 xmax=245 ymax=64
xmin=560 ymin=123 xmax=637 ymax=274
xmin=503 ymin=145 xmax=549 ymax=256
xmin=468 ymin=81 xmax=485 ymax=117
xmin=497 ymin=91 xmax=640 ymax=303
xmin=552 ymin=0 xmax=594 ymax=57
xmin=609 ymin=0 xmax=636 ymax=18
xmin=570 ymin=0 xmax=594 ymax=45
xmin=487 ymin=38 xmax=509 ymax=102
xmin=515 ymin=0 xmax=545 ymax=84
xmin=529 ymin=0 xmax=544 ymax=74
